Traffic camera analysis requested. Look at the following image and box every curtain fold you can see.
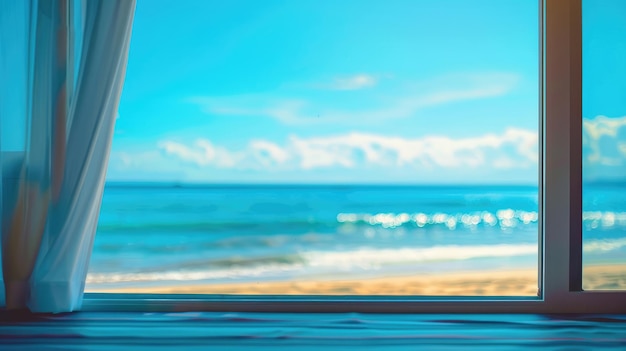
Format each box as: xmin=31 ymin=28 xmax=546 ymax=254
xmin=0 ymin=0 xmax=135 ymax=313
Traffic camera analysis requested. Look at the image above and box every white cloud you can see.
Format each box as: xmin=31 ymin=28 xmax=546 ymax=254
xmin=156 ymin=128 xmax=538 ymax=172
xmin=583 ymin=115 xmax=626 ymax=140
xmin=249 ymin=140 xmax=291 ymax=165
xmin=158 ymin=139 xmax=242 ymax=168
xmin=582 ymin=115 xmax=626 ymax=166
xmin=111 ymin=150 xmax=161 ymax=168
xmin=113 ymin=114 xmax=626 ymax=182
xmin=190 ymin=72 xmax=520 ymax=125
xmin=189 ymin=96 xmax=310 ymax=125
xmin=328 ymin=74 xmax=377 ymax=90
xmin=619 ymin=142 xmax=626 ymax=157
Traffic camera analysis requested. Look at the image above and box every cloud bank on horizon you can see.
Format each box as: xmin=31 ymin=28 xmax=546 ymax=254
xmin=107 ymin=114 xmax=626 ymax=183
xmin=156 ymin=128 xmax=538 ymax=171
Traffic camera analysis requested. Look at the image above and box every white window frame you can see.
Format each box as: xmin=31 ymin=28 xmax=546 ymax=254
xmin=82 ymin=0 xmax=626 ymax=314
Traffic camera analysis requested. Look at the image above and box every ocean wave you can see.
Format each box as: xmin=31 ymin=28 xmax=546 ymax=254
xmin=95 ymin=210 xmax=626 ymax=235
xmin=87 ymin=237 xmax=626 ymax=284
xmin=336 ymin=210 xmax=538 ymax=230
xmin=582 ymin=211 xmax=626 ymax=229
xmin=337 ymin=210 xmax=626 ymax=230
xmin=87 ymin=243 xmax=536 ymax=284
xmin=583 ymin=237 xmax=626 ymax=252
xmin=148 ymin=254 xmax=305 ymax=272
xmin=86 ymin=262 xmax=304 ymax=284
xmin=96 ymin=219 xmax=334 ymax=233
xmin=302 ymin=244 xmax=538 ymax=270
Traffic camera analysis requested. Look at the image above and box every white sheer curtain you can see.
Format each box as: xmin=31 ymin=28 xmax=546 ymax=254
xmin=0 ymin=0 xmax=135 ymax=313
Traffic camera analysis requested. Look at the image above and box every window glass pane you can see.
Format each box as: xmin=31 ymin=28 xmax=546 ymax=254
xmin=582 ymin=0 xmax=626 ymax=290
xmin=89 ymin=0 xmax=539 ymax=296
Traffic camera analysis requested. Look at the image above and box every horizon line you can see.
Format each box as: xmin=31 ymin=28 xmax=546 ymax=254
xmin=102 ymin=179 xmax=626 ymax=187
xmin=103 ymin=180 xmax=540 ymax=187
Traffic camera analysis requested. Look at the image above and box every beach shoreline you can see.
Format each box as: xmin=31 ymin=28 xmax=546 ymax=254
xmin=86 ymin=264 xmax=626 ymax=296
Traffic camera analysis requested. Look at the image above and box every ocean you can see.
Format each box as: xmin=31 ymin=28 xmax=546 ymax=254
xmin=85 ymin=183 xmax=626 ymax=291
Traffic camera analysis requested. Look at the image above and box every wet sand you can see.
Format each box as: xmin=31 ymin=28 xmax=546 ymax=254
xmin=89 ymin=264 xmax=626 ymax=296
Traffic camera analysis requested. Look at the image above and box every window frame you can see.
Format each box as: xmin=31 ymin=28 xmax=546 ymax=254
xmin=82 ymin=0 xmax=626 ymax=314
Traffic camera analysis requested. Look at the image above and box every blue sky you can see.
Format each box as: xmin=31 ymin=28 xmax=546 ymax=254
xmin=582 ymin=0 xmax=626 ymax=181
xmin=104 ymin=0 xmax=626 ymax=184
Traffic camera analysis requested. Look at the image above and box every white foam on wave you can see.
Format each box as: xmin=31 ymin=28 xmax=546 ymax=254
xmin=337 ymin=210 xmax=626 ymax=230
xmin=336 ymin=210 xmax=538 ymax=229
xmin=583 ymin=211 xmax=626 ymax=229
xmin=86 ymin=236 xmax=626 ymax=284
xmin=87 ymin=262 xmax=305 ymax=284
xmin=584 ymin=237 xmax=626 ymax=252
xmin=301 ymin=244 xmax=537 ymax=270
xmin=87 ymin=243 xmax=537 ymax=284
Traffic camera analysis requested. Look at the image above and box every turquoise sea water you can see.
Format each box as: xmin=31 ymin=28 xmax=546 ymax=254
xmin=85 ymin=184 xmax=626 ymax=291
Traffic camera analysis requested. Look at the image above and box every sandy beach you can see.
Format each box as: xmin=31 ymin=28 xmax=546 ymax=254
xmin=90 ymin=264 xmax=626 ymax=296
